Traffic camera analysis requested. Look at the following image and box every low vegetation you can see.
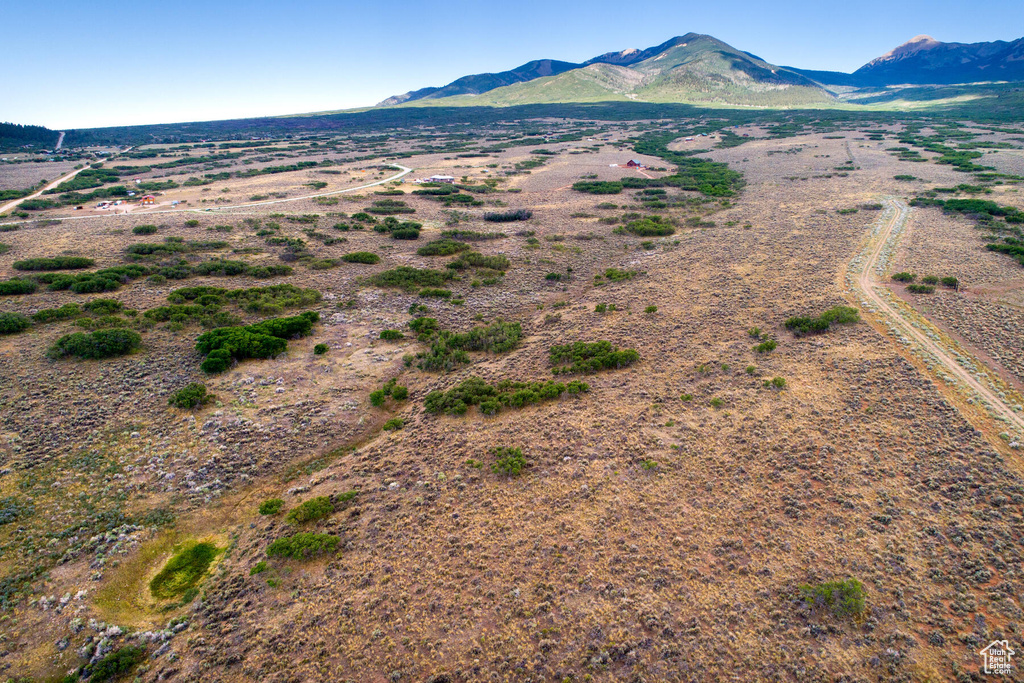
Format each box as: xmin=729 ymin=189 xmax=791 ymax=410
xmin=12 ymin=256 xmax=95 ymax=271
xmin=196 ymin=311 xmax=319 ymax=373
xmin=424 ymin=376 xmax=589 ymax=416
xmin=368 ymin=266 xmax=454 ymax=291
xmin=799 ymin=578 xmax=866 ymax=618
xmin=266 ymin=532 xmax=340 ymax=559
xmin=549 ymin=340 xmax=640 ymax=374
xmin=168 ymin=382 xmax=214 ymax=409
xmin=491 ymin=446 xmax=526 ymax=477
xmin=47 ymin=328 xmax=142 ymax=360
xmin=285 ymin=496 xmax=334 ymax=524
xmin=149 ymin=541 xmax=220 ymax=600
xmin=784 ymin=305 xmax=860 ymax=336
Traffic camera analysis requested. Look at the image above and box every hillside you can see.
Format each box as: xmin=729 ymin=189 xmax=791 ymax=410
xmin=853 ymin=34 xmax=1024 ymax=85
xmin=387 ymin=34 xmax=835 ymax=108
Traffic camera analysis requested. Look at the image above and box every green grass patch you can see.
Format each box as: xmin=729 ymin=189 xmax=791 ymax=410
xmin=149 ymin=541 xmax=220 ymax=600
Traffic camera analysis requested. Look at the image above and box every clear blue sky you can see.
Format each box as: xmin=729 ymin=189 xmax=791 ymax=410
xmin=4 ymin=0 xmax=1022 ymax=129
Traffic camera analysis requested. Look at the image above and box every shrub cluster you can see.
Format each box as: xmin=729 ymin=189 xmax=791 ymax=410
xmin=447 ymin=251 xmax=510 ymax=272
xmin=619 ymin=216 xmax=675 ymax=237
xmin=483 ymin=209 xmax=532 ymax=222
xmin=132 ymin=224 xmax=158 ymax=235
xmin=285 ymin=496 xmax=334 ymax=524
xmin=907 ymin=284 xmax=935 ymax=293
xmin=0 ymin=279 xmax=38 ymax=296
xmin=424 ymin=376 xmax=588 ymax=416
xmin=341 ymin=251 xmax=380 ymax=264
xmin=365 ymin=199 xmax=415 ymax=215
xmin=168 ymin=383 xmax=213 ymax=409
xmin=36 ymin=264 xmax=149 ymax=294
xmin=47 ymin=328 xmax=141 ymax=360
xmin=417 ymin=239 xmax=470 ymax=256
xmin=12 ymin=256 xmax=95 ymax=271
xmin=440 ymin=229 xmax=507 ymax=241
xmin=491 ymin=446 xmax=526 ymax=477
xmin=414 ymin=320 xmax=522 ymax=371
xmin=549 ymin=340 xmax=640 ymax=375
xmin=168 ymin=283 xmax=320 ymax=315
xmin=266 ymin=532 xmax=340 ymax=559
xmin=196 ymin=311 xmax=319 ymax=373
xmin=373 ymin=216 xmax=422 ymax=239
xmin=259 ymin=498 xmax=284 ymax=515
xmin=572 ymin=181 xmax=623 ymax=194
xmin=380 ymin=329 xmax=405 ymax=340
xmin=368 ymin=266 xmax=454 ymax=291
xmin=370 ymin=377 xmax=409 ymax=406
xmin=799 ymin=578 xmax=866 ymax=617
xmin=784 ymin=306 xmax=860 ymax=337
xmin=0 ymin=313 xmax=31 ymax=335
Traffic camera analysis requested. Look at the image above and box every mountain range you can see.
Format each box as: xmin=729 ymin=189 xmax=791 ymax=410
xmin=379 ymin=33 xmax=1024 ymax=108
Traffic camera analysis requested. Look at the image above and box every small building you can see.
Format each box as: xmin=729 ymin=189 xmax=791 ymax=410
xmin=625 ymin=159 xmax=644 ymax=168
xmin=141 ymin=195 xmax=156 ymax=205
xmin=428 ymin=175 xmax=455 ymax=184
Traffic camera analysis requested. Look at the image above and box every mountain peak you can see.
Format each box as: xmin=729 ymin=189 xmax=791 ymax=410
xmin=869 ymin=35 xmax=942 ymax=65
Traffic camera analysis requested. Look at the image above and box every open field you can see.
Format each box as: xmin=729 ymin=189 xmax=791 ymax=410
xmin=1 ymin=113 xmax=1024 ymax=682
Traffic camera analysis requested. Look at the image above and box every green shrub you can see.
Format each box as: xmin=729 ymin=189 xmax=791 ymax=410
xmin=369 ymin=389 xmax=387 ymax=407
xmin=259 ymin=499 xmax=284 ymax=515
xmin=132 ymin=224 xmax=158 ymax=235
xmin=491 ymin=446 xmax=526 ymax=476
xmin=12 ymin=256 xmax=94 ymax=271
xmin=168 ymin=383 xmax=213 ymax=409
xmin=285 ymin=496 xmax=334 ymax=524
xmin=907 ymin=284 xmax=936 ymax=293
xmin=940 ymin=276 xmax=959 ymax=288
xmin=921 ymin=275 xmax=939 ymax=285
xmin=891 ymin=272 xmax=915 ymax=282
xmin=88 ymin=645 xmax=147 ymax=683
xmin=621 ymin=216 xmax=675 ymax=237
xmin=594 ymin=303 xmax=607 ymax=313
xmin=380 ymin=329 xmax=404 ymax=340
xmin=48 ymin=328 xmax=141 ymax=360
xmin=414 ymin=320 xmax=522 ymax=371
xmin=680 ymin=393 xmax=693 ymax=401
xmin=483 ymin=209 xmax=532 ymax=222
xmin=32 ymin=303 xmax=82 ymax=323
xmin=83 ymin=298 xmax=123 ymax=315
xmin=754 ymin=339 xmax=777 ymax=353
xmin=447 ymin=251 xmax=510 ymax=272
xmin=645 ymin=305 xmax=657 ymax=314
xmin=368 ymin=266 xmax=454 ymax=291
xmin=767 ymin=377 xmax=786 ymax=389
xmin=383 ymin=417 xmax=404 ymax=431
xmin=549 ymin=340 xmax=640 ymax=375
xmin=0 ymin=313 xmax=31 ymax=335
xmin=424 ymin=376 xmax=588 ymax=416
xmin=149 ymin=542 xmax=220 ymax=600
xmin=266 ymin=532 xmax=340 ymax=559
xmin=195 ymin=311 xmax=319 ymax=373
xmin=785 ymin=306 xmax=860 ymax=337
xmin=313 ymin=343 xmax=329 ymax=355
xmin=341 ymin=251 xmax=380 ymax=264
xmin=603 ymin=268 xmax=637 ymax=281
xmin=250 ymin=561 xmax=268 ymax=575
xmin=709 ymin=397 xmax=724 ymax=408
xmin=440 ymin=229 xmax=507 ymax=241
xmin=0 ymin=279 xmax=37 ymax=296
xmin=799 ymin=578 xmax=865 ymax=617
xmin=572 ymin=180 xmax=623 ymax=194
xmin=417 ymin=239 xmax=470 ymax=256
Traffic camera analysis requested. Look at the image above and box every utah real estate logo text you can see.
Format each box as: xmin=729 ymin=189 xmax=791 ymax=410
xmin=980 ymin=640 xmax=1014 ymax=675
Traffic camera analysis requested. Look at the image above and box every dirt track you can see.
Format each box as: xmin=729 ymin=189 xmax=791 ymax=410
xmin=854 ymin=197 xmax=1024 ymax=435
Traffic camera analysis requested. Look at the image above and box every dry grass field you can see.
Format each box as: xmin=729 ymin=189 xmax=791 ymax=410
xmin=1 ymin=117 xmax=1023 ymax=682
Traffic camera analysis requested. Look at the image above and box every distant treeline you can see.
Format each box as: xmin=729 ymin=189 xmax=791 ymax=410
xmin=59 ymin=99 xmax=1024 ymax=149
xmin=0 ymin=122 xmax=59 ymax=151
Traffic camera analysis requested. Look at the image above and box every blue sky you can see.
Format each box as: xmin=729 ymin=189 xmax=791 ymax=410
xmin=4 ymin=0 xmax=1023 ymax=129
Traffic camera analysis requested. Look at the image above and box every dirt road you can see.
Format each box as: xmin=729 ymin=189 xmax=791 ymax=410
xmin=854 ymin=198 xmax=1024 ymax=435
xmin=0 ymin=158 xmax=109 ymax=215
xmin=0 ymin=164 xmax=413 ymax=223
